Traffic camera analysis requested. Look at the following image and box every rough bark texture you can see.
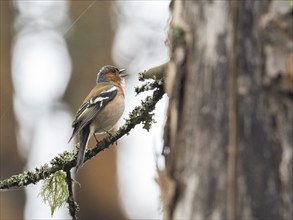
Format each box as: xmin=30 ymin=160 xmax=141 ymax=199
xmin=163 ymin=1 xmax=292 ymax=219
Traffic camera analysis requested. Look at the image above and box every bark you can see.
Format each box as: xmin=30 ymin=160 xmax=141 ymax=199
xmin=163 ymin=1 xmax=293 ymax=219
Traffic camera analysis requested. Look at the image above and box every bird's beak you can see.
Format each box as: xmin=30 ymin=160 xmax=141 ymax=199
xmin=119 ymin=69 xmax=128 ymax=77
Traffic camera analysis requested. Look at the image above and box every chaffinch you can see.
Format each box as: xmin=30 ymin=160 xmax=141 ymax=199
xmin=69 ymin=65 xmax=127 ymax=171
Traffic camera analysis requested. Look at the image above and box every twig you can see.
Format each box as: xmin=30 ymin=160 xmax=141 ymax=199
xmin=139 ymin=63 xmax=167 ymax=80
xmin=66 ymin=170 xmax=79 ymax=220
xmin=135 ymin=79 xmax=164 ymax=95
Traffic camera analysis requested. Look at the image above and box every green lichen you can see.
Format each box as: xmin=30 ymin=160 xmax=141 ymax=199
xmin=50 ymin=150 xmax=76 ymax=167
xmin=39 ymin=170 xmax=69 ymax=217
xmin=135 ymin=79 xmax=164 ymax=95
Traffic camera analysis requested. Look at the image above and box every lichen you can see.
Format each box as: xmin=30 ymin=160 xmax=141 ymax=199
xmin=39 ymin=170 xmax=69 ymax=217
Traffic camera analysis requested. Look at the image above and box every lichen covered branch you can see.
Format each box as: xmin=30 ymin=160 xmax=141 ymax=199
xmin=0 ymin=69 xmax=165 ymax=190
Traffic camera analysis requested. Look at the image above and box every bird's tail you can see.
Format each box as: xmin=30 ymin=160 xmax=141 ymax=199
xmin=75 ymin=125 xmax=90 ymax=172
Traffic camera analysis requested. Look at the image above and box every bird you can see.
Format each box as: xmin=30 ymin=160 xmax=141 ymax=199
xmin=68 ymin=65 xmax=127 ymax=171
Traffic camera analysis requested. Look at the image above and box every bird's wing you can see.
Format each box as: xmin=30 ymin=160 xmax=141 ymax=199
xmin=68 ymin=84 xmax=118 ymax=142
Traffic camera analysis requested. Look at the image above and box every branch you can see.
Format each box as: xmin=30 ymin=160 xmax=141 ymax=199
xmin=0 ymin=73 xmax=165 ymax=190
xmin=139 ymin=63 xmax=167 ymax=80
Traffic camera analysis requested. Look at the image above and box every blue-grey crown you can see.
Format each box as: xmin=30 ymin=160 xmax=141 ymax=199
xmin=96 ymin=65 xmax=126 ymax=83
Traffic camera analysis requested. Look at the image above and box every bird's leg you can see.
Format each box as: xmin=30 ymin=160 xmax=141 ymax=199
xmin=102 ymin=129 xmax=117 ymax=145
xmin=93 ymin=133 xmax=99 ymax=144
xmin=103 ymin=129 xmax=112 ymax=137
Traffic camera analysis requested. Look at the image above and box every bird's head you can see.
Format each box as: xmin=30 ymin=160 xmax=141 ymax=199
xmin=96 ymin=65 xmax=127 ymax=85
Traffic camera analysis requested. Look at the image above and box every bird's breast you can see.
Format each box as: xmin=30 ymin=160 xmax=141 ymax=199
xmin=91 ymin=94 xmax=125 ymax=133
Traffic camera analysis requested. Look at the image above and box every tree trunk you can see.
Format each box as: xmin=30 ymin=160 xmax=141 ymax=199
xmin=163 ymin=1 xmax=293 ymax=219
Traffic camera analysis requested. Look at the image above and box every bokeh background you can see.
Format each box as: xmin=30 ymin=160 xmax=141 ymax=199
xmin=0 ymin=1 xmax=169 ymax=219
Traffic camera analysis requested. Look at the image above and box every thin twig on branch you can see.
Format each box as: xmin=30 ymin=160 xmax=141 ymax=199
xmin=66 ymin=170 xmax=79 ymax=220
